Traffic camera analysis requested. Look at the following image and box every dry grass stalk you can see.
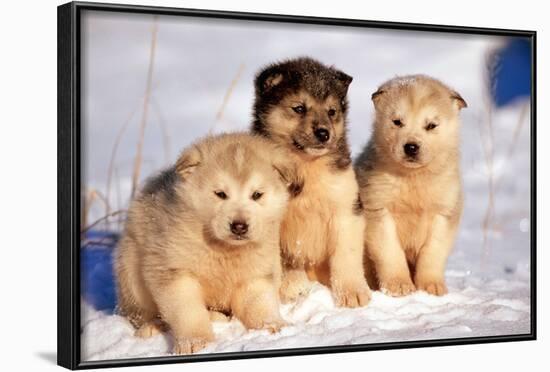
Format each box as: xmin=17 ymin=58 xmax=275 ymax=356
xmin=478 ymin=101 xmax=495 ymax=265
xmin=81 ymin=188 xmax=111 ymax=234
xmin=131 ymin=16 xmax=159 ymax=199
xmin=151 ymin=95 xmax=172 ymax=164
xmin=478 ymin=53 xmax=498 ymax=267
xmin=213 ymin=63 xmax=245 ymax=130
xmin=478 ymin=100 xmax=529 ymax=268
xmin=494 ymin=100 xmax=530 ymax=195
xmin=114 ymin=167 xmax=124 ymax=231
xmin=81 ymin=186 xmax=88 ymax=231
xmin=478 ymin=52 xmax=530 ymax=268
xmin=81 ymin=210 xmax=128 ymax=235
xmin=105 ymin=103 xmax=141 ymax=214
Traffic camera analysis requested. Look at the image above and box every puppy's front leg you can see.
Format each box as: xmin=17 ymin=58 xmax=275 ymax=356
xmin=280 ymin=265 xmax=312 ymax=303
xmin=330 ymin=213 xmax=371 ymax=307
xmin=366 ymin=210 xmax=415 ymax=296
xmin=232 ymin=277 xmax=286 ymax=332
xmin=414 ymin=214 xmax=456 ymax=296
xmin=152 ymin=275 xmax=214 ymax=354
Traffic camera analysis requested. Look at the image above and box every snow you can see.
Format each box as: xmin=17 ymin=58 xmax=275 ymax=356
xmin=79 ymin=10 xmax=532 ymax=362
xmin=383 ymin=75 xmax=422 ymax=88
xmin=82 ymin=273 xmax=530 ymax=361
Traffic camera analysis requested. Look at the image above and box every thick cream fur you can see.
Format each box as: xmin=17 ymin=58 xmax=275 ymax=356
xmin=115 ymin=133 xmax=292 ymax=354
xmin=356 ymin=75 xmax=465 ymax=297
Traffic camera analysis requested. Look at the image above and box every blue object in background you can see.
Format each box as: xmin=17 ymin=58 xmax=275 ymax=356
xmin=489 ymin=38 xmax=531 ymax=107
xmin=81 ymin=230 xmax=119 ymax=313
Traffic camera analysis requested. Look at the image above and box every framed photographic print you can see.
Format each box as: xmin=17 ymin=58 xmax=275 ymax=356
xmin=57 ymin=1 xmax=536 ymax=369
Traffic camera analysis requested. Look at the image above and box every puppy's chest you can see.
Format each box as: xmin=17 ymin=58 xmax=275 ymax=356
xmin=386 ymin=174 xmax=461 ymax=251
xmin=281 ymin=163 xmax=355 ymax=265
xmin=197 ymin=247 xmax=273 ymax=309
xmin=300 ymin=161 xmax=356 ymax=207
xmin=293 ymin=176 xmax=338 ymax=213
xmin=388 ymin=176 xmax=449 ymax=215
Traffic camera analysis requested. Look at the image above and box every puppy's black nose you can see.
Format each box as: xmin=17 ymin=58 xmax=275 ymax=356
xmin=314 ymin=128 xmax=330 ymax=143
xmin=230 ymin=220 xmax=248 ymax=235
xmin=404 ymin=143 xmax=420 ymax=157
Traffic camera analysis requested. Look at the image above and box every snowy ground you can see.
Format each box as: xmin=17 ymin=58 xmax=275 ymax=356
xmin=82 ymin=271 xmax=530 ymax=361
xmin=80 ymin=10 xmax=532 ymax=362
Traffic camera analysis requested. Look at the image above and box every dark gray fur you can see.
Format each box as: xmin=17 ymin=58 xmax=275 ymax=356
xmin=141 ymin=166 xmax=180 ymax=204
xmin=352 ymin=192 xmax=364 ymax=216
xmin=251 ymin=57 xmax=353 ymax=171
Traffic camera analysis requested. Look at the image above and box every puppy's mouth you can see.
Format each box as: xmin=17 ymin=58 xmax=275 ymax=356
xmin=400 ymin=156 xmax=426 ymax=168
xmin=292 ymin=139 xmax=305 ymax=151
xmin=292 ymin=138 xmax=330 ymax=157
xmin=227 ymin=233 xmax=251 ymax=245
xmin=231 ymin=234 xmax=248 ymax=240
xmin=306 ymin=147 xmax=330 ymax=156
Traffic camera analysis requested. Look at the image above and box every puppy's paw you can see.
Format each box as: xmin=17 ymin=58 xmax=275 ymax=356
xmin=209 ymin=310 xmax=230 ymax=322
xmin=262 ymin=318 xmax=288 ymax=334
xmin=134 ymin=320 xmax=168 ymax=338
xmin=241 ymin=313 xmax=288 ymax=333
xmin=380 ymin=278 xmax=416 ymax=297
xmin=280 ymin=277 xmax=313 ymax=303
xmin=333 ymin=280 xmax=372 ymax=308
xmin=416 ymin=280 xmax=448 ymax=296
xmin=173 ymin=337 xmax=211 ymax=355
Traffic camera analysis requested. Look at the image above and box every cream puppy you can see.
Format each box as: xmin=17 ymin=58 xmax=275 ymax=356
xmin=115 ymin=133 xmax=299 ymax=354
xmin=355 ymin=75 xmax=467 ymax=296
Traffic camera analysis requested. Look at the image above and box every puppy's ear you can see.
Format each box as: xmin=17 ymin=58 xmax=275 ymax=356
xmin=273 ymin=160 xmax=304 ymax=198
xmin=175 ymin=145 xmax=201 ymax=179
xmin=256 ymin=66 xmax=284 ymax=96
xmin=371 ymin=89 xmax=385 ymax=107
xmin=335 ymin=70 xmax=353 ymax=92
xmin=450 ymin=91 xmax=468 ymax=110
xmin=371 ymin=89 xmax=385 ymax=101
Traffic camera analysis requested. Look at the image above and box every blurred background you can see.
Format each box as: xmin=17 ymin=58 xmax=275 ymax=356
xmin=79 ymin=10 xmax=532 ymax=316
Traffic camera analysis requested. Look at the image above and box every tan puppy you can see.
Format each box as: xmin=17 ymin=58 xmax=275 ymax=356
xmin=115 ymin=133 xmax=298 ymax=354
xmin=355 ymin=75 xmax=466 ymax=296
xmin=252 ymin=57 xmax=371 ymax=307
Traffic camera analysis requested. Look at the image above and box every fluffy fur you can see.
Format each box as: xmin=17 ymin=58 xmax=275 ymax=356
xmin=115 ymin=133 xmax=300 ymax=354
xmin=252 ymin=57 xmax=371 ymax=307
xmin=355 ymin=75 xmax=467 ymax=296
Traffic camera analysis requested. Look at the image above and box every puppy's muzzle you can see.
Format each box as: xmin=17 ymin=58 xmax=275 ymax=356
xmin=313 ymin=127 xmax=330 ymax=143
xmin=230 ymin=220 xmax=248 ymax=236
xmin=404 ymin=142 xmax=420 ymax=158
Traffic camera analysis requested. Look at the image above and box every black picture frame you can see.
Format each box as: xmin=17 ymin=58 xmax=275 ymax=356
xmin=57 ymin=1 xmax=537 ymax=369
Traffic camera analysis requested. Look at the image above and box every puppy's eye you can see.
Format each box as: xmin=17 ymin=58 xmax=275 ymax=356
xmin=425 ymin=122 xmax=438 ymax=131
xmin=392 ymin=119 xmax=403 ymax=127
xmin=292 ymin=105 xmax=306 ymax=114
xmin=251 ymin=191 xmax=263 ymax=201
xmin=328 ymin=108 xmax=336 ymax=117
xmin=214 ymin=190 xmax=228 ymax=200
